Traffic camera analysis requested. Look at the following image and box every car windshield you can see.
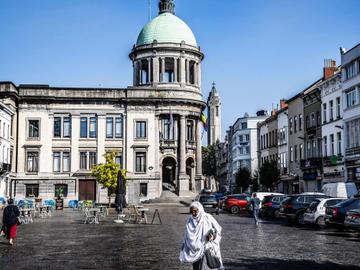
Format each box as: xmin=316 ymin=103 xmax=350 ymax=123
xmin=200 ymin=196 xmax=217 ymax=203
xmin=336 ymin=198 xmax=357 ymax=207
xmin=282 ymin=197 xmax=292 ymax=204
xmin=262 ymin=196 xmax=273 ymax=203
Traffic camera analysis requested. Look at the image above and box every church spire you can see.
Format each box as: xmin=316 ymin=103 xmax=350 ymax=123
xmin=159 ymin=0 xmax=175 ymax=15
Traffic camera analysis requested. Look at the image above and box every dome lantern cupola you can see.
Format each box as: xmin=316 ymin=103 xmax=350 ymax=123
xmin=159 ymin=0 xmax=175 ymax=15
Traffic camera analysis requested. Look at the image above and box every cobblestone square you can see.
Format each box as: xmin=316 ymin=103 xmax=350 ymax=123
xmin=1 ymin=205 xmax=360 ymax=270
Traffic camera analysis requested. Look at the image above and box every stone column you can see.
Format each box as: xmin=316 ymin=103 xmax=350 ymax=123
xmin=97 ymin=114 xmax=106 ymax=164
xmin=161 ymin=58 xmax=165 ymax=82
xmin=195 ymin=118 xmax=204 ymax=192
xmin=152 ymin=57 xmax=159 ymax=84
xmin=138 ymin=62 xmax=142 ymax=85
xmin=194 ymin=63 xmax=198 ymax=86
xmin=174 ymin=58 xmax=178 ymax=83
xmin=180 ymin=57 xmax=186 ymax=85
xmin=178 ymin=115 xmax=190 ymax=196
xmin=133 ymin=62 xmax=136 ymax=86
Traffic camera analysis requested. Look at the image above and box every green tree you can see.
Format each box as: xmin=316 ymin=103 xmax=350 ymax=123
xmin=259 ymin=160 xmax=279 ymax=190
xmin=202 ymin=144 xmax=217 ymax=177
xmin=91 ymin=152 xmax=127 ymax=205
xmin=252 ymin=170 xmax=259 ymax=192
xmin=234 ymin=167 xmax=251 ymax=193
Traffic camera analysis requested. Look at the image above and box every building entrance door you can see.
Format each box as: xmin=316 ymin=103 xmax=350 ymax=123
xmin=79 ymin=180 xmax=96 ymax=201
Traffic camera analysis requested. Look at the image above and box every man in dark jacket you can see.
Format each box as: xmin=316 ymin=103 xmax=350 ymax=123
xmin=2 ymin=198 xmax=20 ymax=245
xmin=251 ymin=194 xmax=261 ymax=225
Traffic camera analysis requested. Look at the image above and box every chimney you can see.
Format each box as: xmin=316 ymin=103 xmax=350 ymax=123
xmin=323 ymin=59 xmax=336 ymax=80
xmin=280 ymin=99 xmax=288 ymax=110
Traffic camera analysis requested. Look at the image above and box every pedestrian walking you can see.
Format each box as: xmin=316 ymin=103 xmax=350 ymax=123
xmin=251 ymin=194 xmax=261 ymax=225
xmin=2 ymin=198 xmax=20 ymax=245
xmin=179 ymin=201 xmax=224 ymax=270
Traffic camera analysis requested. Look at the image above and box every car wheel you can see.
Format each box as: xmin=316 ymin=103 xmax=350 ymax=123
xmin=274 ymin=210 xmax=280 ymax=219
xmin=297 ymin=212 xmax=306 ymax=225
xmin=230 ymin=206 xmax=240 ymax=214
xmin=316 ymin=216 xmax=326 ymax=228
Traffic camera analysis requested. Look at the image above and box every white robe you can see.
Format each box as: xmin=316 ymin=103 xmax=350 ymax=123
xmin=179 ymin=202 xmax=223 ymax=269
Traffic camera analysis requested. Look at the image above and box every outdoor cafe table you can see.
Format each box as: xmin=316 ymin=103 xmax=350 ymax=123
xmin=87 ymin=208 xmax=101 ymax=224
xmin=19 ymin=208 xmax=35 ymax=224
xmin=39 ymin=206 xmax=52 ymax=218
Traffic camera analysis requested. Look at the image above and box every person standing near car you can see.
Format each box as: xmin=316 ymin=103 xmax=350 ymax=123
xmin=251 ymin=194 xmax=261 ymax=225
xmin=2 ymin=198 xmax=20 ymax=245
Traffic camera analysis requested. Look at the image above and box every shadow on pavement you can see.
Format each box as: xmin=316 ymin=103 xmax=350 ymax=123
xmin=224 ymin=257 xmax=360 ymax=270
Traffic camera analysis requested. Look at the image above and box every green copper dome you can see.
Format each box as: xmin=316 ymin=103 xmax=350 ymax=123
xmin=136 ymin=13 xmax=197 ymax=47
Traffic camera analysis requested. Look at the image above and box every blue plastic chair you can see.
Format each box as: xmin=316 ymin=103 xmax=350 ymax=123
xmin=0 ymin=197 xmax=5 ymax=205
xmin=44 ymin=199 xmax=56 ymax=209
xmin=68 ymin=200 xmax=78 ymax=209
xmin=16 ymin=199 xmax=27 ymax=208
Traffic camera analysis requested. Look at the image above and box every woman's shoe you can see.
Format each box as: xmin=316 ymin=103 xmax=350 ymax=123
xmin=9 ymin=239 xmax=13 ymax=245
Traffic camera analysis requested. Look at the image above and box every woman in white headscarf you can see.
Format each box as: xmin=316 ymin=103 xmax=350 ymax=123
xmin=179 ymin=201 xmax=223 ymax=270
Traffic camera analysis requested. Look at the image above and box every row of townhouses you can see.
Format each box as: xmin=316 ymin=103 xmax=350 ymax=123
xmin=218 ymin=42 xmax=360 ymax=193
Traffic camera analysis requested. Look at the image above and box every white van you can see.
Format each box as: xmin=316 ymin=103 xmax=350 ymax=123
xmin=321 ymin=182 xmax=358 ymax=198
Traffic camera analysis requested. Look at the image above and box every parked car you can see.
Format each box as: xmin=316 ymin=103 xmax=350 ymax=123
xmin=223 ymin=194 xmax=251 ymax=214
xmin=197 ymin=194 xmax=220 ymax=215
xmin=321 ymin=182 xmax=358 ymax=198
xmin=280 ymin=193 xmax=328 ymax=224
xmin=325 ymin=198 xmax=360 ymax=228
xmin=260 ymin=195 xmax=287 ymax=218
xmin=303 ymin=198 xmax=345 ymax=227
xmin=251 ymin=192 xmax=284 ymax=208
xmin=344 ymin=209 xmax=360 ymax=231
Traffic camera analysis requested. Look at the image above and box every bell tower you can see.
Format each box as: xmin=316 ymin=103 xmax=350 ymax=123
xmin=207 ymin=82 xmax=222 ymax=145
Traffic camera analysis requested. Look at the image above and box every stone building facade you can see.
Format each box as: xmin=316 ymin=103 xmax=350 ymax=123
xmin=0 ymin=0 xmax=206 ymax=204
xmin=342 ymin=43 xmax=360 ymax=189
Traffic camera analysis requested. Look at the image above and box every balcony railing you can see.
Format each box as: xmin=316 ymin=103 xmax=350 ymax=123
xmin=160 ymin=139 xmax=177 ymax=149
xmin=323 ymin=155 xmax=344 ymax=166
xmin=300 ymin=158 xmax=322 ymax=169
xmin=346 ymin=147 xmax=360 ymax=157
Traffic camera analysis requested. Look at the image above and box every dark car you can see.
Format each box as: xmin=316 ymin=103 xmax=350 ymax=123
xmin=325 ymin=198 xmax=360 ymax=228
xmin=344 ymin=209 xmax=360 ymax=231
xmin=279 ymin=193 xmax=328 ymax=225
xmin=260 ymin=195 xmax=287 ymax=218
xmin=223 ymin=194 xmax=251 ymax=214
xmin=198 ymin=195 xmax=220 ymax=215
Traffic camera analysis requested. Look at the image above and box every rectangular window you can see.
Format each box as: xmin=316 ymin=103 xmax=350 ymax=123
xmin=80 ymin=152 xmax=87 ymax=170
xmin=28 ymin=120 xmax=40 ymax=138
xmin=299 ymin=144 xmax=303 ymax=160
xmin=299 ymin=114 xmax=303 ymax=130
xmin=80 ymin=118 xmax=88 ymax=138
xmin=337 ymin=132 xmax=342 ymax=155
xmin=346 ymin=89 xmax=357 ymax=108
xmin=294 ymin=145 xmax=298 ymax=161
xmin=106 ymin=117 xmax=114 ymax=138
xmin=306 ymin=116 xmax=310 ymax=129
xmin=140 ymin=183 xmax=148 ymax=197
xmin=26 ymin=184 xmax=39 ymax=197
xmin=187 ymin=120 xmax=194 ymax=141
xmin=336 ymin=97 xmax=341 ymax=119
xmin=89 ymin=152 xmax=97 ymax=168
xmin=89 ymin=117 xmax=97 ymax=138
xmin=290 ymin=147 xmax=293 ymax=162
xmin=27 ymin=151 xmax=39 ymax=172
xmin=345 ymin=62 xmax=356 ymax=80
xmin=323 ymin=103 xmax=327 ymax=123
xmin=135 ymin=152 xmax=146 ymax=173
xmin=136 ymin=121 xmax=147 ymax=139
xmin=246 ymin=146 xmax=250 ymax=154
xmin=289 ymin=118 xmax=293 ymax=134
xmin=312 ymin=140 xmax=317 ymax=157
xmin=346 ymin=118 xmax=360 ymax=149
xmin=323 ymin=136 xmax=327 ymax=157
xmin=54 ymin=117 xmax=61 ymax=137
xmin=239 ymin=147 xmax=244 ymax=155
xmin=54 ymin=184 xmax=68 ymax=197
xmin=330 ymin=134 xmax=335 ymax=156
xmin=53 ymin=152 xmax=61 ymax=172
xmin=245 ymin=134 xmax=250 ymax=141
xmin=329 ymin=100 xmax=334 ymax=121
xmin=63 ymin=152 xmax=70 ymax=172
xmin=311 ymin=113 xmax=315 ymax=127
xmin=294 ymin=116 xmax=297 ymax=133
xmin=239 ymin=135 xmax=243 ymax=142
xmin=115 ymin=117 xmax=123 ymax=138
xmin=241 ymin=123 xmax=247 ymax=129
xmin=115 ymin=155 xmax=123 ymax=167
xmin=63 ymin=117 xmax=71 ymax=138
xmin=307 ymin=142 xmax=311 ymax=158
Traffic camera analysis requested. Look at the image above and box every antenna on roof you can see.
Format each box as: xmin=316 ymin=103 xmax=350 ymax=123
xmin=148 ymin=0 xmax=152 ymax=21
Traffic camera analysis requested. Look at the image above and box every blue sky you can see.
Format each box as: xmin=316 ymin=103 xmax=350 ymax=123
xmin=0 ymin=0 xmax=359 ymax=140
